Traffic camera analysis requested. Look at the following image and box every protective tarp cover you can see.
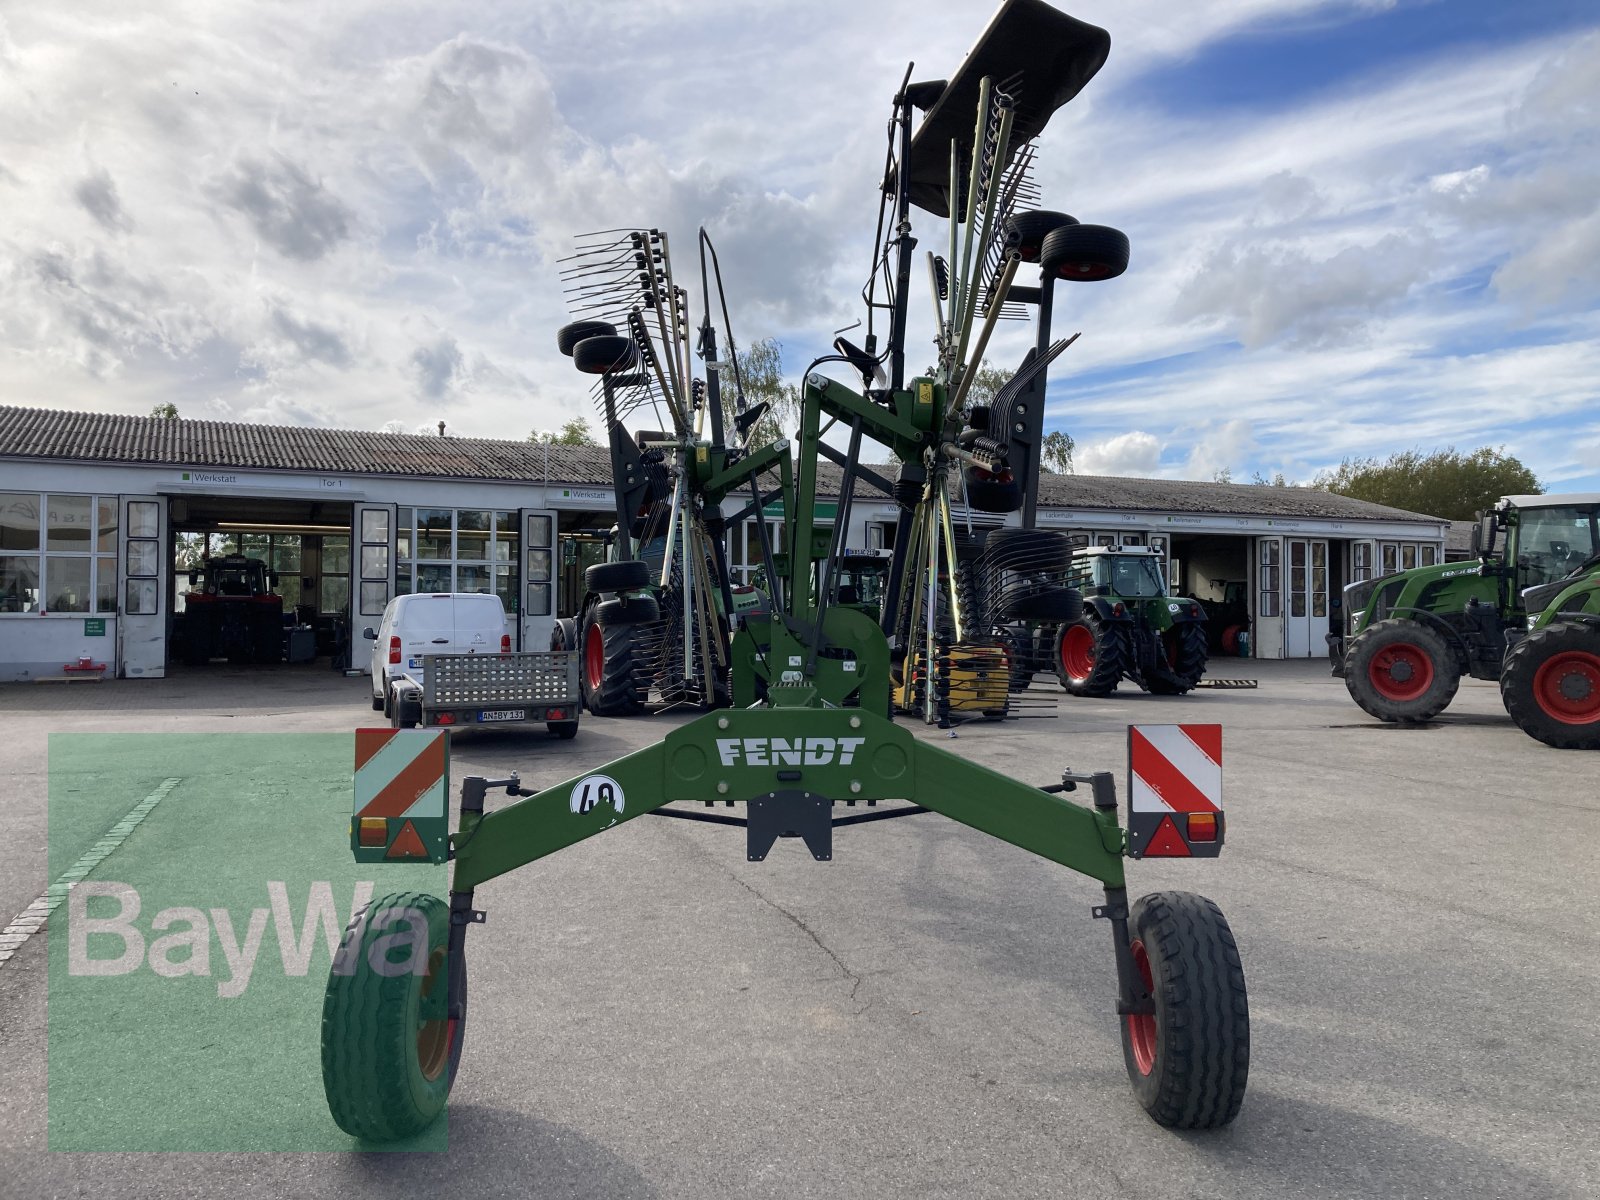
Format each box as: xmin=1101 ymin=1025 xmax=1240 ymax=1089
xmin=898 ymin=0 xmax=1110 ymax=217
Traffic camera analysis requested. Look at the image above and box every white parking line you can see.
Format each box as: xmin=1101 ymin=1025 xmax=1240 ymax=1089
xmin=0 ymin=777 xmax=182 ymax=970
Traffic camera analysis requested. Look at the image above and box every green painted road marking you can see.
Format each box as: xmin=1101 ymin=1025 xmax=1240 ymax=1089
xmin=0 ymin=777 xmax=180 ymax=969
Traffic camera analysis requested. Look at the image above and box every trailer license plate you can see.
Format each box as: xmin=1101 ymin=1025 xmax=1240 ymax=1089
xmin=479 ymin=709 xmax=525 ymax=722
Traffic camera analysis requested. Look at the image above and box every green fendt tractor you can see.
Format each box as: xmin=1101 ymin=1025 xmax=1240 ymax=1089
xmin=1330 ymin=493 xmax=1600 ymax=723
xmin=1051 ymin=545 xmax=1209 ymax=697
xmin=1500 ymin=547 xmax=1600 ymax=748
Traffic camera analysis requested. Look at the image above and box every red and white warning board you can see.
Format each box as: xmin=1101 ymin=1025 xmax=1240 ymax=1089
xmin=350 ymin=728 xmax=450 ymax=864
xmin=1126 ymin=724 xmax=1224 ymax=859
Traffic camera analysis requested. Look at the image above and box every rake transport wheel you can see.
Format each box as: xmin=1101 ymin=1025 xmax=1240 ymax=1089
xmin=1500 ymin=621 xmax=1600 ymax=749
xmin=581 ymin=612 xmax=649 ymax=716
xmin=322 ymin=892 xmax=465 ymax=1141
xmin=1147 ymin=623 xmax=1209 ymax=695
xmin=1344 ymin=619 xmax=1459 ymax=722
xmin=1057 ymin=612 xmax=1125 ymax=697
xmin=1121 ymin=892 xmax=1249 ymax=1129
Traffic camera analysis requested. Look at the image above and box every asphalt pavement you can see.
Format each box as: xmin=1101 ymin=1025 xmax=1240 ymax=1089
xmin=1 ymin=659 xmax=1597 ymax=1199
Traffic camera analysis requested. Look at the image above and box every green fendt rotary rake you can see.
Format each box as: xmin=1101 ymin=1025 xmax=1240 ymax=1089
xmin=321 ymin=0 xmax=1250 ymax=1142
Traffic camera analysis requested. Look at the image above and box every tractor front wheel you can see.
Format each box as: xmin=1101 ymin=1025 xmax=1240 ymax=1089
xmin=1147 ymin=623 xmax=1209 ymax=694
xmin=1056 ymin=613 xmax=1125 ymax=696
xmin=1343 ymin=619 xmax=1459 ymax=722
xmin=321 ymin=892 xmax=465 ymax=1142
xmin=1121 ymin=891 xmax=1249 ymax=1129
xmin=1501 ymin=621 xmax=1600 ymax=749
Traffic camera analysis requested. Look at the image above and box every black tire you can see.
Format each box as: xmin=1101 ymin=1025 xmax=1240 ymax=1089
xmin=1056 ymin=611 xmax=1125 ymax=696
xmin=556 ymin=319 xmax=616 ymax=356
xmin=1004 ymin=209 xmax=1077 ymax=263
xmin=965 ymin=404 xmax=991 ymax=431
xmin=1121 ymin=891 xmax=1249 ymax=1129
xmin=965 ymin=474 xmax=1022 ymax=513
xmin=549 ymin=617 xmax=579 ymax=652
xmin=983 ymin=527 xmax=1074 ymax=572
xmin=595 ymin=594 xmax=661 ymax=627
xmin=1040 ymin=223 xmax=1129 ymax=282
xmin=1343 ymin=619 xmax=1459 ymax=722
xmin=371 ymin=691 xmax=384 ymax=711
xmin=548 ymin=720 xmax=580 ymax=739
xmin=321 ymin=891 xmax=465 ymax=1141
xmin=1147 ymin=622 xmax=1209 ymax=695
xmin=1500 ymin=621 xmax=1600 ymax=749
xmin=996 ymin=626 xmax=1036 ymax=693
xmin=1001 ymin=587 xmax=1083 ymax=623
xmin=586 ymin=560 xmax=650 ymax=592
xmin=572 ymin=334 xmax=638 ymax=376
xmin=581 ymin=616 xmax=648 ymax=716
xmin=391 ymin=693 xmax=421 ymax=729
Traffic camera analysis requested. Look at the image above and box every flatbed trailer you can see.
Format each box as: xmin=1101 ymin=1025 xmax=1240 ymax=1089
xmin=389 ymin=650 xmax=582 ymax=738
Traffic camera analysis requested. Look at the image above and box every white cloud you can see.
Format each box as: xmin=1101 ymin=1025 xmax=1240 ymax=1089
xmin=1077 ymin=430 xmax=1163 ymax=476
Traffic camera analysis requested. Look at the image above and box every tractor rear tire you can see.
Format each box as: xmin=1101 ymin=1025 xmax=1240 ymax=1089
xmin=1121 ymin=891 xmax=1249 ymax=1129
xmin=581 ymin=614 xmax=648 ymax=716
xmin=1147 ymin=623 xmax=1209 ymax=695
xmin=321 ymin=891 xmax=465 ymax=1141
xmin=1500 ymin=621 xmax=1600 ymax=749
xmin=1056 ymin=612 xmax=1125 ymax=696
xmin=1344 ymin=619 xmax=1459 ymax=722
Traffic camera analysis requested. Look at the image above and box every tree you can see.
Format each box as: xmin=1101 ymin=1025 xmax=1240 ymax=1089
xmin=1251 ymin=470 xmax=1289 ymax=487
xmin=530 ymin=417 xmax=599 ymax=446
xmin=1042 ymin=430 xmax=1075 ymax=475
xmin=1313 ymin=446 xmax=1541 ymax=520
xmin=724 ymin=337 xmax=802 ymax=449
xmin=150 ymin=402 xmax=179 ymax=419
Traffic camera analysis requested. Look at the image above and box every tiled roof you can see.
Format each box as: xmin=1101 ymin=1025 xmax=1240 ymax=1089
xmin=0 ymin=405 xmax=616 ymax=484
xmin=1 ymin=404 xmax=1443 ymax=526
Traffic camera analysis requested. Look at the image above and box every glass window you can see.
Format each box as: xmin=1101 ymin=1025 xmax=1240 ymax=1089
xmin=360 ymin=545 xmax=390 ymax=578
xmin=526 ymin=581 xmax=551 ymax=616
xmin=396 ymin=508 xmax=413 ymax=559
xmin=1402 ymin=544 xmax=1417 ymax=570
xmin=527 ymin=548 xmax=552 ymax=583
xmin=125 ymin=577 xmax=159 ymax=615
xmin=97 ymin=498 xmax=118 ymax=552
xmin=271 ymin=538 xmax=302 ymax=573
xmin=96 ymin=558 xmax=117 ymax=613
xmin=320 ymin=575 xmax=349 ymax=614
xmin=416 ymin=563 xmax=451 ymax=592
xmin=1 ymin=555 xmax=41 ymax=612
xmin=457 ymin=510 xmax=490 ymax=560
xmin=46 ymin=556 xmax=92 ymax=612
xmin=494 ymin=512 xmax=518 ymax=561
xmin=526 ymin=514 xmax=553 ymax=545
xmin=457 ymin=563 xmax=491 ymax=594
xmin=240 ymin=532 xmax=270 ymax=560
xmin=1259 ymin=540 xmax=1281 ymax=618
xmin=494 ymin=563 xmax=517 ymax=613
xmin=417 ymin=510 xmax=452 ymax=559
xmin=127 ymin=540 xmax=159 ymax=577
xmin=322 ymin=537 xmax=350 ymax=574
xmin=1 ymin=493 xmax=40 ymax=551
xmin=127 ymin=501 xmax=159 ymax=539
xmin=1422 ymin=545 xmax=1437 ymax=566
xmin=361 ymin=509 xmax=390 ymax=544
xmin=1353 ymin=542 xmax=1373 ymax=583
xmin=395 ymin=563 xmax=413 ymax=597
xmin=360 ymin=580 xmax=389 ymax=615
xmin=209 ymin=532 xmax=239 ymax=557
xmin=46 ymin=495 xmax=93 ymax=551
xmin=1381 ymin=543 xmax=1398 ymax=573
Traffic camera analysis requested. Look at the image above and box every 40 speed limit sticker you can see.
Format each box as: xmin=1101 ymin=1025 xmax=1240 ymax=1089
xmin=569 ymin=774 xmax=625 ymax=817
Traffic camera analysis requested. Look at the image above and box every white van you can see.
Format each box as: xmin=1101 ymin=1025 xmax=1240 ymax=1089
xmin=366 ymin=592 xmax=509 ymax=710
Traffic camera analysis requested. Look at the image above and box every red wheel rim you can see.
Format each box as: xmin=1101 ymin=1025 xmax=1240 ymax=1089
xmin=1532 ymin=651 xmax=1600 ymax=724
xmin=584 ymin=622 xmax=604 ymax=692
xmin=1060 ymin=625 xmax=1096 ymax=680
xmin=1221 ymin=625 xmax=1239 ymax=655
xmin=1367 ymin=641 xmax=1433 ymax=701
xmin=1126 ymin=938 xmax=1157 ymax=1077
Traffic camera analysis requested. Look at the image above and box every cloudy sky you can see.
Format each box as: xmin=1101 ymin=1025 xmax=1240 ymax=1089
xmin=2 ymin=0 xmax=1596 ymax=488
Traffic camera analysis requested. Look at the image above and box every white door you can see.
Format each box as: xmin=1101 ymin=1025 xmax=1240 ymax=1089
xmin=118 ymin=496 xmax=167 ymax=678
xmin=1253 ymin=536 xmax=1284 ymax=659
xmin=520 ymin=509 xmax=558 ymax=650
xmin=1285 ymin=538 xmax=1329 ymax=657
xmin=353 ymin=503 xmax=397 ymax=673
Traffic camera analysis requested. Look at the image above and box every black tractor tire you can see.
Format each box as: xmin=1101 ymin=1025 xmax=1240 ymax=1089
xmin=1121 ymin=891 xmax=1250 ymax=1129
xmin=965 ymin=474 xmax=1022 ymax=513
xmin=321 ymin=891 xmax=465 ymax=1142
xmin=595 ymin=594 xmax=661 ymax=627
xmin=586 ymin=560 xmax=650 ymax=592
xmin=1500 ymin=620 xmax=1600 ymax=749
xmin=1004 ymin=209 xmax=1077 ymax=263
xmin=1056 ymin=611 xmax=1125 ymax=696
xmin=572 ymin=334 xmax=638 ymax=376
xmin=1344 ymin=619 xmax=1460 ymax=722
xmin=1147 ymin=622 xmax=1209 ymax=695
xmin=581 ymin=615 xmax=649 ymax=716
xmin=547 ymin=719 xmax=580 ymax=739
xmin=556 ymin=319 xmax=617 ymax=356
xmin=549 ymin=617 xmax=579 ymax=652
xmin=1041 ymin=223 xmax=1130 ymax=282
xmin=997 ymin=626 xmax=1036 ymax=693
